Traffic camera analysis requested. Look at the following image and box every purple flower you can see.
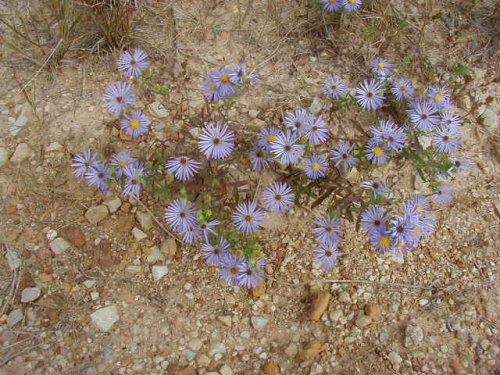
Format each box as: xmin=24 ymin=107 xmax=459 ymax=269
xmin=283 ymin=109 xmax=313 ymax=135
xmin=248 ymin=145 xmax=270 ymax=172
xmin=232 ymin=201 xmax=266 ymax=235
xmin=320 ymin=0 xmax=343 ymax=12
xmin=371 ymin=57 xmax=392 ymax=77
xmin=368 ymin=230 xmax=394 ymax=252
xmin=369 ymin=119 xmax=407 ymax=152
xmin=201 ymin=72 xmax=220 ymax=102
xmin=313 ymin=243 xmax=342 ymax=271
xmin=180 ymin=226 xmax=202 ymax=244
xmin=72 ymin=148 xmax=98 ymax=179
xmin=312 ymin=215 xmax=343 ymax=246
xmin=407 ymin=99 xmax=440 ymax=131
xmin=343 ymin=0 xmax=362 ymax=12
xmin=103 ymin=81 xmax=135 ymax=116
xmin=432 ymin=125 xmax=462 ymax=153
xmin=427 ymin=85 xmax=451 ymax=110
xmin=432 ymin=184 xmax=453 ymax=206
xmin=323 ymin=75 xmax=347 ymax=99
xmin=306 ymin=115 xmax=330 ymax=145
xmin=213 ymin=68 xmax=237 ymax=98
xmin=237 ymin=261 xmax=265 ymax=289
xmin=85 ymin=162 xmax=111 ymax=194
xmin=449 ymin=158 xmax=473 ymax=176
xmin=408 ymin=195 xmax=430 ymax=216
xmin=365 ymin=138 xmax=390 ymax=165
xmin=229 ymin=64 xmax=256 ymax=86
xmin=261 ymin=182 xmax=295 ymax=214
xmin=440 ymin=112 xmax=462 ymax=130
xmin=361 ymin=180 xmax=389 ymax=197
xmin=199 ymin=219 xmax=220 ymax=243
xmin=389 ymin=214 xmax=419 ymax=253
xmin=164 ymin=198 xmax=198 ymax=233
xmin=391 ymin=78 xmax=415 ymax=101
xmin=117 ymin=48 xmax=150 ymax=77
xmin=355 ymin=79 xmax=386 ymax=110
xmin=270 ymin=130 xmax=305 ymax=166
xmin=165 ymin=156 xmax=201 ymax=181
xmin=122 ymin=165 xmax=144 ymax=199
xmin=111 ymin=151 xmax=136 ymax=178
xmin=360 ymin=205 xmax=388 ymax=235
xmin=258 ymin=127 xmax=281 ymax=152
xmin=330 ymin=141 xmax=358 ymax=171
xmin=198 ymin=122 xmax=236 ymax=160
xmin=201 ymin=238 xmax=230 ymax=266
xmin=219 ymin=254 xmax=246 ymax=285
xmin=304 ymin=154 xmax=328 ymax=180
xmin=120 ymin=110 xmax=150 ymax=138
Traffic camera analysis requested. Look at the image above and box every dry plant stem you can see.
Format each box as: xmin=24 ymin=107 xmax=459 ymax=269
xmin=0 ymin=229 xmax=22 ymax=318
xmin=134 ymin=195 xmax=181 ymax=242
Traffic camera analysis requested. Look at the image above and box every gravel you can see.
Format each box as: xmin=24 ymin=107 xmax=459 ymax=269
xmin=50 ymin=237 xmax=71 ymax=255
xmin=90 ymin=306 xmax=119 ymax=332
xmin=251 ymin=316 xmax=269 ymax=330
xmin=21 ymin=287 xmax=41 ymax=303
xmin=85 ymin=205 xmax=109 ymax=224
xmin=152 ymin=265 xmax=168 ymax=282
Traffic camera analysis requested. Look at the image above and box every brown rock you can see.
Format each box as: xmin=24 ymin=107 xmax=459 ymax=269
xmin=63 ymin=226 xmax=86 ymax=249
xmin=364 ymin=303 xmax=382 ymax=321
xmin=115 ymin=214 xmax=135 ymax=233
xmin=298 ymin=340 xmax=325 ymax=361
xmin=175 ymin=367 xmax=197 ymax=375
xmin=20 ymin=271 xmax=36 ymax=289
xmin=309 ymin=291 xmax=331 ymax=320
xmin=35 ymin=247 xmax=53 ymax=260
xmin=263 ymin=361 xmax=280 ymax=375
xmin=5 ymin=205 xmax=17 ymax=214
xmin=252 ymin=281 xmax=266 ymax=298
xmin=92 ymin=239 xmax=118 ymax=270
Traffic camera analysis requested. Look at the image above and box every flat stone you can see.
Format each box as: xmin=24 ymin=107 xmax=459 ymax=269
xmin=329 ymin=309 xmax=343 ymax=323
xmin=10 ymin=143 xmax=34 ymax=164
xmin=21 ymin=287 xmax=41 ymax=303
xmin=104 ymin=198 xmax=122 ymax=213
xmin=85 ymin=205 xmax=109 ymax=224
xmin=338 ymin=291 xmax=351 ymax=303
xmin=404 ymin=324 xmax=424 ymax=348
xmin=284 ymin=343 xmax=298 ymax=358
xmin=136 ymin=211 xmax=153 ymax=231
xmin=152 ymin=265 xmax=168 ymax=282
xmin=388 ymin=351 xmax=402 ymax=365
xmin=482 ymin=108 xmax=498 ymax=128
xmin=90 ymin=305 xmax=119 ymax=332
xmin=262 ymin=361 xmax=280 ymax=375
xmin=83 ymin=279 xmax=97 ymax=289
xmin=218 ymin=315 xmax=232 ymax=327
xmin=309 ymin=97 xmax=322 ymax=114
xmin=6 ymin=249 xmax=21 ymax=270
xmin=219 ymin=364 xmax=233 ymax=375
xmin=46 ymin=142 xmax=63 ymax=152
xmin=160 ymin=238 xmax=177 ymax=257
xmin=197 ymin=354 xmax=211 ymax=367
xmin=355 ymin=313 xmax=372 ymax=328
xmin=188 ymin=338 xmax=203 ymax=351
xmin=146 ymin=246 xmax=165 ymax=264
xmin=309 ymin=291 xmax=331 ymax=320
xmin=7 ymin=309 xmax=23 ymax=326
xmin=50 ymin=237 xmax=71 ymax=255
xmin=63 ymin=226 xmax=86 ymax=249
xmin=208 ymin=341 xmax=226 ymax=358
xmin=125 ymin=265 xmax=142 ymax=274
xmin=298 ymin=340 xmax=324 ymax=361
xmin=0 ymin=147 xmax=9 ymax=168
xmin=364 ymin=303 xmax=382 ymax=321
xmin=251 ymin=316 xmax=269 ymax=331
xmin=132 ymin=227 xmax=147 ymax=241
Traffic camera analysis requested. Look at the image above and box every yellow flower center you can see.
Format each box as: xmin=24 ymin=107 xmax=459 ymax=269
xmin=348 ymin=0 xmax=356 ymax=3
xmin=244 ymin=215 xmax=253 ymax=222
xmin=130 ymin=119 xmax=140 ymax=129
xmin=413 ymin=227 xmax=420 ymax=235
xmin=377 ymin=62 xmax=385 ymax=69
xmin=210 ymin=82 xmax=216 ymax=90
xmin=329 ymin=0 xmax=336 ymax=3
xmin=434 ymin=94 xmax=442 ymax=103
xmin=221 ymin=74 xmax=230 ymax=84
xmin=311 ymin=163 xmax=321 ymax=171
xmin=267 ymin=135 xmax=277 ymax=143
xmin=379 ymin=236 xmax=391 ymax=247
xmin=119 ymin=161 xmax=128 ymax=168
xmin=373 ymin=146 xmax=384 ymax=156
xmin=416 ymin=205 xmax=424 ymax=214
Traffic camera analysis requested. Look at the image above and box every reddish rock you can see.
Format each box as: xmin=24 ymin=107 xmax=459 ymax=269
xmin=63 ymin=226 xmax=86 ymax=249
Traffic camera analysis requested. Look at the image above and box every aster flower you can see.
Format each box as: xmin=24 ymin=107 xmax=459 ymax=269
xmin=368 ymin=229 xmax=394 ymax=252
xmin=391 ymin=78 xmax=415 ymax=101
xmin=199 ymin=219 xmax=220 ymax=243
xmin=180 ymin=226 xmax=202 ymax=244
xmin=237 ymin=261 xmax=265 ymax=289
xmin=111 ymin=151 xmax=136 ymax=178
xmin=313 ymin=242 xmax=342 ymax=271
xmin=365 ymin=138 xmax=390 ymax=165
xmin=164 ymin=198 xmax=198 ymax=233
xmin=304 ymin=154 xmax=328 ymax=180
xmin=408 ymin=195 xmax=430 ymax=216
xmin=312 ymin=215 xmax=343 ymax=246
xmin=85 ymin=162 xmax=111 ymax=194
xmin=360 ymin=205 xmax=388 ymax=235
xmin=306 ymin=115 xmax=330 ymax=145
xmin=232 ymin=201 xmax=266 ymax=235
xmin=219 ymin=254 xmax=246 ymax=285
xmin=258 ymin=127 xmax=281 ymax=152
xmin=371 ymin=57 xmax=392 ymax=77
xmin=343 ymin=0 xmax=362 ymax=12
xmin=361 ymin=180 xmax=389 ymax=197
xmin=201 ymin=72 xmax=220 ymax=102
xmin=369 ymin=119 xmax=407 ymax=152
xmin=117 ymin=48 xmax=150 ymax=77
xmin=389 ymin=214 xmax=419 ymax=253
xmin=248 ymin=145 xmax=270 ymax=171
xmin=283 ymin=109 xmax=313 ymax=135
xmin=427 ymin=85 xmax=451 ymax=110
xmin=72 ymin=148 xmax=98 ymax=179
xmin=198 ymin=122 xmax=236 ymax=160
xmin=165 ymin=156 xmax=201 ymax=181
xmin=323 ymin=75 xmax=347 ymax=99
xmin=330 ymin=141 xmax=358 ymax=171
xmin=432 ymin=125 xmax=462 ymax=153
xmin=269 ymin=130 xmax=305 ymax=166
xmin=449 ymin=158 xmax=473 ymax=176
xmin=407 ymin=99 xmax=440 ymax=131
xmin=201 ymin=238 xmax=230 ymax=266
xmin=440 ymin=112 xmax=462 ymax=130
xmin=122 ymin=165 xmax=144 ymax=199
xmin=320 ymin=0 xmax=343 ymax=12
xmin=261 ymin=182 xmax=295 ymax=214
xmin=355 ymin=79 xmax=386 ymax=110
xmin=212 ymin=68 xmax=237 ymax=98
xmin=432 ymin=184 xmax=453 ymax=206
xmin=120 ymin=110 xmax=150 ymax=138
xmin=103 ymin=81 xmax=135 ymax=115
xmin=229 ymin=64 xmax=256 ymax=86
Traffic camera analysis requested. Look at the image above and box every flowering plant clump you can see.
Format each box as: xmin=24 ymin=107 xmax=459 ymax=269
xmin=314 ymin=0 xmax=363 ymax=13
xmin=72 ymin=50 xmax=471 ymax=289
